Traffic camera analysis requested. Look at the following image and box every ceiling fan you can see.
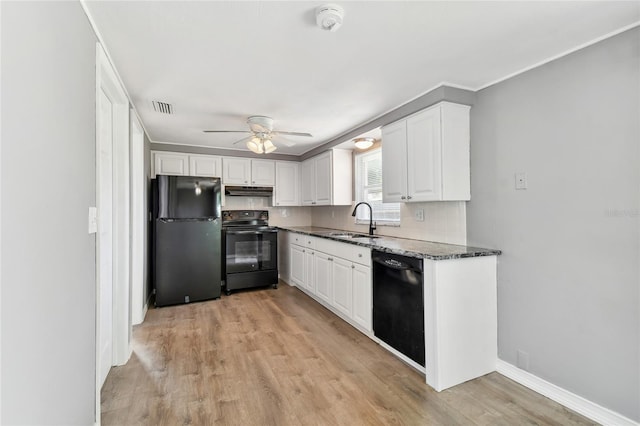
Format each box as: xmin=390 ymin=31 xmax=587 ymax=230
xmin=203 ymin=116 xmax=312 ymax=154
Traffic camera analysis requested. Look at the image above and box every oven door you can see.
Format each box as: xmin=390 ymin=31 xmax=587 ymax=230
xmin=224 ymin=229 xmax=278 ymax=274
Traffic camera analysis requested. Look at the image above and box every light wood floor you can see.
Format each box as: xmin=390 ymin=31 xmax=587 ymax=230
xmin=102 ymin=282 xmax=595 ymax=425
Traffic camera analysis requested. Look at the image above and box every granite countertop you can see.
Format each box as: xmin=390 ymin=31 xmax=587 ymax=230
xmin=278 ymin=226 xmax=501 ymax=260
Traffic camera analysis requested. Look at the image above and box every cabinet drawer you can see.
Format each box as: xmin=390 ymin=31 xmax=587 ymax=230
xmin=316 ymin=238 xmax=371 ymax=267
xmin=291 ymin=233 xmax=316 ymax=249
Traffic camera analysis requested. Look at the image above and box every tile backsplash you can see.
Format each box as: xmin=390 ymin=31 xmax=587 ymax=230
xmin=223 ymin=196 xmax=467 ymax=245
xmin=311 ymin=201 xmax=467 ymax=245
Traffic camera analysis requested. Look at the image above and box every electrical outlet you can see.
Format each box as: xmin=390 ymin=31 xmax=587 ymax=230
xmin=415 ymin=209 xmax=425 ymax=222
xmin=517 ymin=350 xmax=530 ymax=371
xmin=515 ymin=172 xmax=528 ymax=190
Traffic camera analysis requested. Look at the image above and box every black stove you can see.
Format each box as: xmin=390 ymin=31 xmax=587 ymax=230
xmin=222 ymin=210 xmax=278 ymax=295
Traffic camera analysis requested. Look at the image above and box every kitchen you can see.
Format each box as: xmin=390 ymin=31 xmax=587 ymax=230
xmin=2 ymin=2 xmax=639 ymax=425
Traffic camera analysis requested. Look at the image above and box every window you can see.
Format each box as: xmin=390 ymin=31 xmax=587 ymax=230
xmin=354 ymin=148 xmax=400 ymax=225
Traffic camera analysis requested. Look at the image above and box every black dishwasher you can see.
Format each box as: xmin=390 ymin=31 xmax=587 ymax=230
xmin=372 ymin=250 xmax=425 ymax=366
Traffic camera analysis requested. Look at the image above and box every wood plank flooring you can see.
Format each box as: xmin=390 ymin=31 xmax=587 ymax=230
xmin=102 ymin=282 xmax=596 ymax=425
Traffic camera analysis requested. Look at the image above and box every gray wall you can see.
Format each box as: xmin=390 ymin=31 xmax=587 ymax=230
xmin=467 ymin=27 xmax=639 ymax=421
xmin=1 ymin=2 xmax=97 ymax=424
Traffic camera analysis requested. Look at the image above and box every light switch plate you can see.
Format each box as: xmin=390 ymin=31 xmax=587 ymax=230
xmin=88 ymin=206 xmax=97 ymax=234
xmin=515 ymin=172 xmax=528 ymax=190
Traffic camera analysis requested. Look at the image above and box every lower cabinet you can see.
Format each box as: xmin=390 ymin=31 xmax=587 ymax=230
xmin=351 ymin=263 xmax=372 ymax=331
xmin=314 ymin=251 xmax=332 ymax=304
xmin=331 ymin=257 xmax=353 ymax=318
xmin=288 ymin=232 xmax=372 ymax=333
xmin=290 ymin=244 xmax=305 ymax=287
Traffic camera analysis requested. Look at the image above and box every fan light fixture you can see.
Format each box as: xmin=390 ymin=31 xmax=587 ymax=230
xmin=247 ymin=135 xmax=277 ymax=154
xmin=353 ymin=137 xmax=375 ymax=150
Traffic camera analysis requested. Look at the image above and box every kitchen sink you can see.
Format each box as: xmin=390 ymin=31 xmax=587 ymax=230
xmin=328 ymin=232 xmax=380 ymax=239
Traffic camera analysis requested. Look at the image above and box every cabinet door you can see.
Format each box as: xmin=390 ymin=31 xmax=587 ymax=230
xmin=189 ymin=154 xmax=222 ymax=178
xmin=274 ymin=162 xmax=300 ymax=206
xmin=301 ymin=158 xmax=315 ymax=205
xmin=352 ymin=263 xmax=372 ymax=332
xmin=407 ymin=107 xmax=442 ymax=201
xmin=154 ymin=152 xmax=188 ymax=177
xmin=304 ymin=249 xmax=316 ymax=295
xmin=251 ymin=159 xmax=275 ymax=186
xmin=314 ymin=252 xmax=332 ymax=303
xmin=381 ymin=121 xmax=408 ymax=202
xmin=332 ymin=257 xmax=353 ymax=318
xmin=314 ymin=152 xmax=332 ymax=205
xmin=290 ymin=244 xmax=305 ymax=288
xmin=223 ymin=157 xmax=251 ymax=185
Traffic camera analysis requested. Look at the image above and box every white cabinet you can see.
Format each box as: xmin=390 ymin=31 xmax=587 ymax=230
xmin=251 ymin=159 xmax=275 ymax=186
xmin=153 ymin=152 xmax=188 ymax=176
xmin=223 ymin=157 xmax=275 ymax=186
xmin=153 ymin=151 xmax=222 ymax=178
xmin=382 ymin=102 xmax=470 ymax=202
xmin=274 ymin=161 xmax=300 ymax=206
xmin=352 ymin=263 xmax=372 ymax=331
xmin=301 ymin=150 xmax=352 ymax=206
xmin=331 ymin=257 xmax=353 ymax=318
xmin=287 ymin=233 xmax=372 ymax=333
xmin=222 ymin=157 xmax=251 ymax=185
xmin=189 ymin=154 xmax=222 ymax=177
xmin=314 ymin=252 xmax=332 ymax=304
xmin=290 ymin=244 xmax=305 ymax=287
xmin=289 ymin=234 xmax=317 ymax=295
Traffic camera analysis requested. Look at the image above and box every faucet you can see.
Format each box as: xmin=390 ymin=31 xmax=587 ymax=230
xmin=351 ymin=202 xmax=377 ymax=236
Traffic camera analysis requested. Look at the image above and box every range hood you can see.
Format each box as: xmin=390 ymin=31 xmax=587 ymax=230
xmin=224 ymin=186 xmax=274 ymax=197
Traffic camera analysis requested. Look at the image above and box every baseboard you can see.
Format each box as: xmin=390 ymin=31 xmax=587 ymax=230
xmin=496 ymin=359 xmax=638 ymax=426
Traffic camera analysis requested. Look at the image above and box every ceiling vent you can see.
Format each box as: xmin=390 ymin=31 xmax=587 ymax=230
xmin=152 ymin=101 xmax=173 ymax=114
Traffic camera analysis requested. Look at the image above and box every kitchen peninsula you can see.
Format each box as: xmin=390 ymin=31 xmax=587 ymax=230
xmin=279 ymin=226 xmax=501 ymax=392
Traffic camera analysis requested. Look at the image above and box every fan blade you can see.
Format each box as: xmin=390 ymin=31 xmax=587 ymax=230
xmin=203 ymin=130 xmax=251 ymax=133
xmin=232 ymin=136 xmax=253 ymax=145
xmin=272 ymin=131 xmax=312 ymax=137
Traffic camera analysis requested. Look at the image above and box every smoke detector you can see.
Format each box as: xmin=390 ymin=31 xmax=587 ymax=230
xmin=316 ymin=4 xmax=344 ymax=32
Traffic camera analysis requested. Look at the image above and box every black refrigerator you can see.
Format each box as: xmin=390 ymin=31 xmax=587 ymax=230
xmin=152 ymin=175 xmax=222 ymax=306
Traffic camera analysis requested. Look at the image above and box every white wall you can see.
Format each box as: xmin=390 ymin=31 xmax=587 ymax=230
xmin=1 ymin=2 xmax=97 ymax=424
xmin=467 ymin=27 xmax=640 ymax=421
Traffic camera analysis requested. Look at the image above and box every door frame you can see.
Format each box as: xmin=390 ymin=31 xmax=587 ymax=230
xmin=130 ymin=111 xmax=146 ymax=325
xmin=95 ymin=43 xmax=131 ymax=422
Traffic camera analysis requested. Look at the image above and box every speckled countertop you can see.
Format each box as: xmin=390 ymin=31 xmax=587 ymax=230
xmin=278 ymin=226 xmax=501 ymax=260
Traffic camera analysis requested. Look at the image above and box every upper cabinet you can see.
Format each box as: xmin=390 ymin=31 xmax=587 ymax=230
xmin=251 ymin=159 xmax=276 ymax=186
xmin=154 ymin=152 xmax=188 ymax=176
xmin=153 ymin=151 xmax=222 ymax=178
xmin=301 ymin=149 xmax=352 ymax=206
xmin=189 ymin=154 xmax=222 ymax=178
xmin=222 ymin=158 xmax=275 ymax=186
xmin=274 ymin=161 xmax=300 ymax=206
xmin=381 ymin=102 xmax=470 ymax=202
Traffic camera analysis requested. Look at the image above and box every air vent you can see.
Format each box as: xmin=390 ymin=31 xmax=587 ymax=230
xmin=152 ymin=101 xmax=173 ymax=114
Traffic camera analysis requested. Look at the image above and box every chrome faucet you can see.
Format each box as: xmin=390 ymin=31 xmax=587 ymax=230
xmin=351 ymin=202 xmax=377 ymax=236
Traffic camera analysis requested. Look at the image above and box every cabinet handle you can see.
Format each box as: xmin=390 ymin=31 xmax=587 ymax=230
xmin=311 ymin=252 xmax=314 ymax=255
xmin=252 ymin=181 xmax=255 ymax=184
xmin=351 ymin=265 xmax=355 ymax=269
xmin=302 ymin=249 xmax=305 ymax=253
xmin=407 ymin=195 xmax=412 ymax=200
xmin=401 ymin=196 xmax=406 ymax=200
xmin=328 ymin=257 xmax=333 ymax=261
xmin=358 ymin=253 xmax=362 ymax=257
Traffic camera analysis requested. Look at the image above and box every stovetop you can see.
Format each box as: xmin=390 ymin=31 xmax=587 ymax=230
xmin=222 ymin=210 xmax=270 ymax=228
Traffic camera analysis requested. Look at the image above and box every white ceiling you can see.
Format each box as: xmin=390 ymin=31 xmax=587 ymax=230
xmin=83 ymin=1 xmax=639 ymax=156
